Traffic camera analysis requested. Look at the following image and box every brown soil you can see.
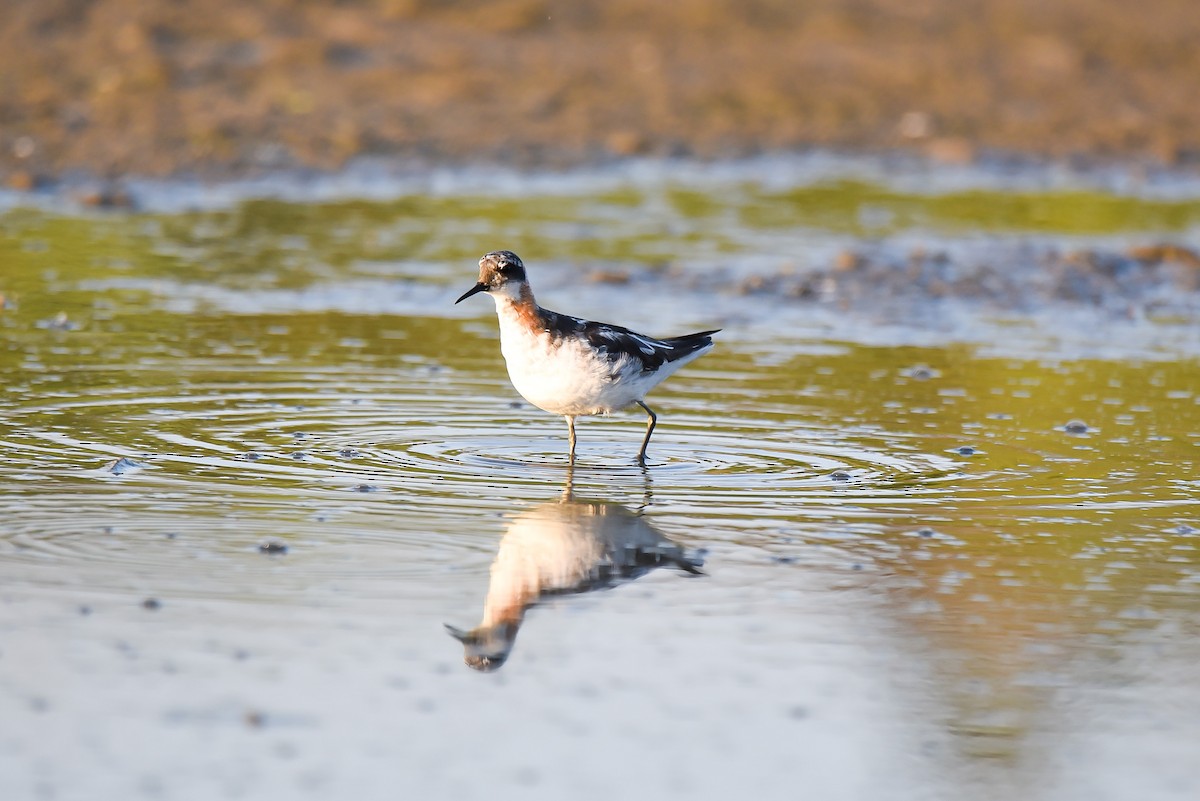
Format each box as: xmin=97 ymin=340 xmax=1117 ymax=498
xmin=3 ymin=0 xmax=1200 ymax=184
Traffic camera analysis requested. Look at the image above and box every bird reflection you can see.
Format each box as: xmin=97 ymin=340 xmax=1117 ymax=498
xmin=446 ymin=470 xmax=704 ymax=671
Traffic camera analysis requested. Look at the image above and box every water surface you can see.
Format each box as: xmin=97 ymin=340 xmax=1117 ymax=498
xmin=2 ymin=167 xmax=1199 ymax=800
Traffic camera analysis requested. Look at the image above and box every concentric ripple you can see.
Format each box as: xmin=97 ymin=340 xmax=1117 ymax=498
xmin=3 ymin=206 xmax=1199 ymax=609
xmin=5 ymin=331 xmax=1195 ymax=607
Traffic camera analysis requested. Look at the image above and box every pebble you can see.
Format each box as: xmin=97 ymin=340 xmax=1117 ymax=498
xmin=1063 ymin=419 xmax=1089 ymax=434
xmin=37 ymin=311 xmax=79 ymax=331
xmin=75 ymin=186 xmax=134 ymax=209
xmin=103 ymin=457 xmax=144 ymax=476
xmin=258 ymin=540 xmax=288 ymax=555
xmin=830 ymin=470 xmax=852 ymax=481
xmin=142 ymin=598 xmax=161 ymax=610
xmin=904 ymin=364 xmax=938 ymax=380
xmin=6 ymin=169 xmax=42 ymax=191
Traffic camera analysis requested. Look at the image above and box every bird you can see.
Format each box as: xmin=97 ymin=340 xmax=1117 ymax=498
xmin=445 ymin=472 xmax=703 ymax=671
xmin=455 ymin=250 xmax=718 ymax=465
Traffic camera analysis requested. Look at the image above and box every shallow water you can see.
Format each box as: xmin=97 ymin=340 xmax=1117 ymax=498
xmin=2 ymin=167 xmax=1199 ymax=800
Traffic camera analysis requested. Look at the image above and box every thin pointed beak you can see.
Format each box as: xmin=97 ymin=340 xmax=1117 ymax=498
xmin=455 ymin=282 xmax=487 ymax=304
xmin=444 ymin=623 xmax=472 ymax=643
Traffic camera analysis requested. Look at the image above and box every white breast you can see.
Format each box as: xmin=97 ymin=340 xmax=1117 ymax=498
xmin=494 ymin=303 xmax=641 ymax=415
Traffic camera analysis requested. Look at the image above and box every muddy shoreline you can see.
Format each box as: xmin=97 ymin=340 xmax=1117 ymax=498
xmin=4 ymin=0 xmax=1200 ymax=187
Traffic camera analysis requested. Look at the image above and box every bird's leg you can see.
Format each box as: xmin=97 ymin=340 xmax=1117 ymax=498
xmin=565 ymin=415 xmax=577 ymax=464
xmin=635 ymin=400 xmax=657 ymax=466
xmin=562 ymin=462 xmax=576 ymax=503
xmin=636 ymin=462 xmax=654 ymax=513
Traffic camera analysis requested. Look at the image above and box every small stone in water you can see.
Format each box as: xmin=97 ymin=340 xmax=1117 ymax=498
xmin=289 ymin=451 xmax=306 ymax=460
xmin=352 ymin=484 xmax=379 ymax=493
xmin=1063 ymin=419 xmax=1089 ymax=434
xmin=1170 ymin=524 xmax=1197 ymax=536
xmin=142 ymin=598 xmax=161 ymax=611
xmin=917 ymin=527 xmax=936 ymax=538
xmin=258 ymin=540 xmax=288 ymax=555
xmin=37 ymin=311 xmax=79 ymax=330
xmin=904 ymin=364 xmax=939 ymax=380
xmin=244 ymin=451 xmax=262 ymax=461
xmin=956 ymin=446 xmax=977 ymax=456
xmin=830 ymin=470 xmax=852 ymax=481
xmin=338 ymin=448 xmax=361 ymax=458
xmin=103 ymin=457 xmax=144 ymax=476
xmin=293 ymin=432 xmax=307 ymax=440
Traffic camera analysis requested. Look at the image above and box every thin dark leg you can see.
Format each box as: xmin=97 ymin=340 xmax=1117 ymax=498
xmin=635 ymin=400 xmax=657 ymax=465
xmin=566 ymin=415 xmax=576 ymax=464
xmin=635 ymin=462 xmax=654 ymax=512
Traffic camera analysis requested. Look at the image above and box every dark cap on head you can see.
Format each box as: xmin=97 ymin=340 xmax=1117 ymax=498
xmin=455 ymin=250 xmax=528 ymax=304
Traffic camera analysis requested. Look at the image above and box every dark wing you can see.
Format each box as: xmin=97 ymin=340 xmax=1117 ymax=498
xmin=581 ymin=320 xmax=717 ymax=373
xmin=540 ymin=308 xmax=718 ymax=373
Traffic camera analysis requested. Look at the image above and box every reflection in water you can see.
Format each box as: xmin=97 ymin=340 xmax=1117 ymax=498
xmin=446 ymin=472 xmax=704 ymax=671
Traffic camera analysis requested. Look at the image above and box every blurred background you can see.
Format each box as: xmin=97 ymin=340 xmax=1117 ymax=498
xmin=3 ymin=0 xmax=1200 ymax=185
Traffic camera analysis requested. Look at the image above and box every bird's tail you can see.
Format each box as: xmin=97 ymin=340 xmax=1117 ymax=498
xmin=663 ymin=329 xmax=720 ymax=361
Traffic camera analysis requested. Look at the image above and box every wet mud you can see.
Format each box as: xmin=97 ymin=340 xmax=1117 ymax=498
xmin=4 ymin=0 xmax=1200 ymax=187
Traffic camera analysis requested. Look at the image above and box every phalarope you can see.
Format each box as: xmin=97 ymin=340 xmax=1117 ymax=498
xmin=445 ymin=470 xmax=703 ymax=671
xmin=455 ymin=251 xmax=718 ymax=464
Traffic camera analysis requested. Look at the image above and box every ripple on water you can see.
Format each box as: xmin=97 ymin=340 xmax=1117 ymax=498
xmin=1 ymin=347 xmax=1196 ymax=606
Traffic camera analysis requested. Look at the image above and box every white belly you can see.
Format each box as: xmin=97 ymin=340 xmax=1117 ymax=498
xmin=495 ymin=311 xmax=671 ymax=416
xmin=499 ymin=327 xmax=644 ymax=415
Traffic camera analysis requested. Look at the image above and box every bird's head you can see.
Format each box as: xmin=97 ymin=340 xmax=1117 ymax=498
xmin=455 ymin=250 xmax=528 ymax=304
xmin=444 ymin=622 xmax=519 ymax=672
